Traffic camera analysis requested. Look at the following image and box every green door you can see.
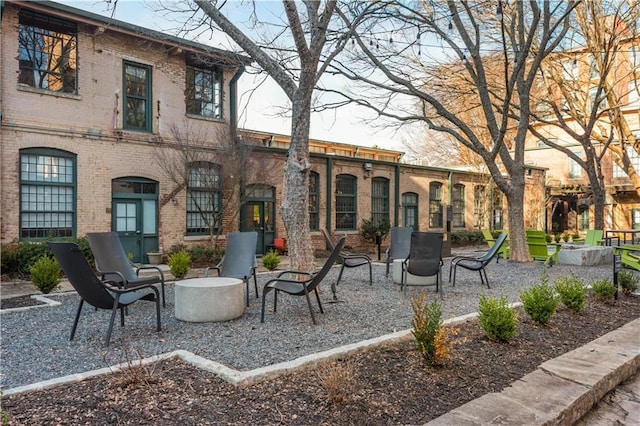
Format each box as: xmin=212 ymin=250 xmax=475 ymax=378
xmin=112 ymin=178 xmax=158 ymax=263
xmin=242 ymin=184 xmax=275 ymax=255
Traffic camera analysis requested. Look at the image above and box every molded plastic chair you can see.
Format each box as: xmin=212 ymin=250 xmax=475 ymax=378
xmin=481 ymin=229 xmax=509 ymax=262
xmin=205 ymin=231 xmax=258 ymax=307
xmin=574 ymin=229 xmax=603 ymax=246
xmin=86 ymin=232 xmax=167 ymax=307
xmin=261 ymin=236 xmax=345 ymax=324
xmin=526 ymin=230 xmax=560 ymax=266
xmin=321 ymin=229 xmax=372 ymax=300
xmin=401 ymin=232 xmax=444 ymax=292
xmin=385 ymin=227 xmax=413 ymax=276
xmin=449 ymin=232 xmax=508 ymax=288
xmin=47 ymin=242 xmax=161 ymax=347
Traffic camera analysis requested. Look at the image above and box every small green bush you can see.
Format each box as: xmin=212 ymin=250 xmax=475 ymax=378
xmin=411 ymin=293 xmax=444 ymax=365
xmin=618 ymin=269 xmax=639 ymax=296
xmin=545 ymin=234 xmax=552 ymax=243
xmin=591 ymin=278 xmax=617 ymax=302
xmin=360 ymin=217 xmax=390 ymax=244
xmin=554 ymin=273 xmax=586 ymax=313
xmin=519 ymin=272 xmax=558 ymax=325
xmin=478 ymin=294 xmax=518 ymax=342
xmin=262 ymin=250 xmax=281 ymax=271
xmin=29 ymin=256 xmax=62 ymax=294
xmin=167 ymin=250 xmax=191 ymax=280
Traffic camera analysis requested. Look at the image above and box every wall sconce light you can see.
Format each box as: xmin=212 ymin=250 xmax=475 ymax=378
xmin=363 ymin=162 xmax=373 ymax=179
xmin=172 ymin=197 xmax=178 ymax=205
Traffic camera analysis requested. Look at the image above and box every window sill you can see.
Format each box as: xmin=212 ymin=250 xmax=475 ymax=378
xmin=17 ymin=84 xmax=81 ymax=100
xmin=185 ymin=113 xmax=225 ymax=124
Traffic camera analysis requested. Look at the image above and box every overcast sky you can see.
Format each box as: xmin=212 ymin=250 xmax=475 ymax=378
xmin=56 ymin=0 xmax=407 ymax=150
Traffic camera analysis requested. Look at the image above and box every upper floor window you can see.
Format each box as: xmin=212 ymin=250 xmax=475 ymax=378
xmin=613 ymin=145 xmax=640 ymax=178
xmin=123 ymin=61 xmax=152 ymax=131
xmin=18 ymin=10 xmax=77 ymax=94
xmin=20 ymin=148 xmax=76 ymax=239
xmin=335 ymin=174 xmax=357 ymax=230
xmin=569 ymin=155 xmax=582 ymax=179
xmin=589 ymin=55 xmax=599 ymax=79
xmin=186 ymin=65 xmax=222 ymax=119
xmin=186 ymin=162 xmax=222 ymax=235
xmin=309 ymin=172 xmax=319 ymax=231
xmin=452 ymin=184 xmax=465 ymax=228
xmin=630 ymin=46 xmax=640 ymax=70
xmin=429 ymin=182 xmax=443 ymax=228
xmin=628 ymin=80 xmax=639 ymax=107
xmin=473 ymin=185 xmax=486 ymax=228
xmin=371 ymin=177 xmax=389 ymax=227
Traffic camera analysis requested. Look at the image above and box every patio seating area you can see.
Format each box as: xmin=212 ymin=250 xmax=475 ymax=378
xmin=0 ymin=256 xmax=616 ymax=393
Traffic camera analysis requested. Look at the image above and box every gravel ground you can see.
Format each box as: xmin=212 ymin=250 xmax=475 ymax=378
xmin=0 ymin=258 xmax=615 ymax=392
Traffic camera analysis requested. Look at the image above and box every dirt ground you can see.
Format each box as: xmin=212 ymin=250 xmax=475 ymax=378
xmin=2 ymin=294 xmax=639 ymax=425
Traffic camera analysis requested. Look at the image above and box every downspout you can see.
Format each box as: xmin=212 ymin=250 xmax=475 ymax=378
xmin=229 ymin=65 xmax=244 ymax=139
xmin=230 ymin=66 xmax=245 ymax=230
xmin=326 ymin=156 xmax=333 ymax=239
xmin=394 ymin=164 xmax=400 ymax=226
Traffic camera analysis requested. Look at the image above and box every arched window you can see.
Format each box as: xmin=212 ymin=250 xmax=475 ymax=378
xmin=452 ymin=184 xmax=465 ymax=228
xmin=429 ymin=182 xmax=443 ymax=228
xmin=371 ymin=177 xmax=389 ymax=226
xmin=20 ymin=148 xmax=76 ymax=239
xmin=402 ymin=192 xmax=418 ymax=230
xmin=309 ymin=171 xmax=320 ymax=230
xmin=186 ymin=162 xmax=222 ymax=235
xmin=336 ymin=174 xmax=357 ymax=230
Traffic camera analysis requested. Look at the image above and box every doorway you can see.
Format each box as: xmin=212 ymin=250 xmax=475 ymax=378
xmin=241 ymin=184 xmax=275 ymax=255
xmin=111 ymin=178 xmax=159 ymax=263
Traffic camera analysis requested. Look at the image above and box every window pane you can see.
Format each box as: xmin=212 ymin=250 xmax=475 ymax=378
xmin=308 ymin=172 xmax=319 ymax=230
xmin=336 ymin=175 xmax=356 ymax=230
xmin=429 ymin=182 xmax=443 ymax=228
xmin=186 ymin=163 xmax=222 ymax=235
xmin=452 ymin=184 xmax=465 ymax=228
xmin=371 ymin=178 xmax=389 ymax=227
xmin=124 ymin=62 xmax=151 ymax=131
xmin=186 ymin=66 xmax=222 ymax=119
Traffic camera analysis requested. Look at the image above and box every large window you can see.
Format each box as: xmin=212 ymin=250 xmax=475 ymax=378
xmin=402 ymin=192 xmax=418 ymax=230
xmin=335 ymin=174 xmax=357 ymax=230
xmin=429 ymin=182 xmax=443 ymax=228
xmin=123 ymin=61 xmax=152 ymax=131
xmin=569 ymin=155 xmax=582 ymax=178
xmin=186 ymin=65 xmax=222 ymax=119
xmin=309 ymin=172 xmax=319 ymax=230
xmin=18 ymin=9 xmax=77 ymax=94
xmin=452 ymin=184 xmax=465 ymax=228
xmin=613 ymin=145 xmax=640 ymax=178
xmin=371 ymin=177 xmax=389 ymax=226
xmin=186 ymin=162 xmax=222 ymax=235
xmin=20 ymin=149 xmax=76 ymax=239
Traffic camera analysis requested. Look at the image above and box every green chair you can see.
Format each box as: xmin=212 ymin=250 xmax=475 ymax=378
xmin=574 ymin=229 xmax=603 ymax=246
xmin=482 ymin=229 xmax=509 ymax=262
xmin=614 ymin=245 xmax=640 ymax=272
xmin=526 ymin=230 xmax=560 ymax=266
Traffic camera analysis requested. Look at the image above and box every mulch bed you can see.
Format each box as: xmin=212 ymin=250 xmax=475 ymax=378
xmin=3 ymin=294 xmax=639 ymax=425
xmin=0 ymin=295 xmax=47 ymax=310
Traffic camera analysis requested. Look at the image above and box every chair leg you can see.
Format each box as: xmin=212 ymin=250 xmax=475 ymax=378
xmin=161 ymin=282 xmax=166 ymax=307
xmin=70 ymin=299 xmax=84 ymax=341
xmin=451 ymin=263 xmax=457 ymax=287
xmin=482 ymin=268 xmax=491 ymax=289
xmin=314 ymin=288 xmax=324 ymax=314
xmin=368 ymin=262 xmax=372 ymax=286
xmin=244 ymin=278 xmax=250 ymax=307
xmin=152 ymin=286 xmax=161 ymax=332
xmin=253 ymin=271 xmax=259 ymax=299
xmin=120 ymin=307 xmax=125 ymax=326
xmin=304 ymin=290 xmax=317 ymax=325
xmin=331 ymin=264 xmax=346 ymax=300
xmin=386 ymin=259 xmax=390 ymax=277
xmin=260 ymin=287 xmax=271 ymax=323
xmin=105 ymin=295 xmax=121 ymax=347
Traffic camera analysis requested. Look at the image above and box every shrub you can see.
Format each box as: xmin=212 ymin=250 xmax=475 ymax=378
xmin=262 ymin=250 xmax=281 ymax=271
xmin=545 ymin=234 xmax=552 ymax=243
xmin=167 ymin=250 xmax=191 ymax=280
xmin=618 ymin=269 xmax=639 ymax=296
xmin=554 ymin=273 xmax=586 ymax=313
xmin=519 ymin=272 xmax=558 ymax=325
xmin=360 ymin=217 xmax=390 ymax=244
xmin=29 ymin=256 xmax=62 ymax=294
xmin=591 ymin=278 xmax=617 ymax=303
xmin=478 ymin=294 xmax=518 ymax=342
xmin=320 ymin=360 xmax=356 ymax=405
xmin=411 ymin=293 xmax=447 ymax=365
xmin=562 ymin=233 xmax=570 ymax=242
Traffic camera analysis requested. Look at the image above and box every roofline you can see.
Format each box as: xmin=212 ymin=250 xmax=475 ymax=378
xmin=10 ymin=0 xmax=252 ymax=67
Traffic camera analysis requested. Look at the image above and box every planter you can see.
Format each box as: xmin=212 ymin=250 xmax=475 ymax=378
xmin=147 ymin=252 xmax=163 ymax=264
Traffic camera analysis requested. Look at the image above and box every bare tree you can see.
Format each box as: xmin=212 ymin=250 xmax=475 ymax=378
xmin=323 ymin=1 xmax=577 ymax=261
xmin=530 ymin=0 xmax=640 ymax=230
xmin=155 ymin=122 xmax=277 ymax=243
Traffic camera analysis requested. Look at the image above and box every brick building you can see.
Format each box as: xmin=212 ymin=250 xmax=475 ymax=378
xmin=0 ymin=1 xmax=545 ymax=260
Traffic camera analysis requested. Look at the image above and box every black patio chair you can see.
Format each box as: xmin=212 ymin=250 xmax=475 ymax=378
xmin=86 ymin=231 xmax=167 ymax=307
xmin=47 ymin=242 xmax=161 ymax=347
xmin=449 ymin=232 xmax=508 ymax=289
xmin=401 ymin=232 xmax=444 ymax=292
xmin=385 ymin=227 xmax=413 ymax=276
xmin=261 ymin=236 xmax=345 ymax=325
xmin=205 ymin=231 xmax=258 ymax=307
xmin=321 ymin=229 xmax=372 ymax=300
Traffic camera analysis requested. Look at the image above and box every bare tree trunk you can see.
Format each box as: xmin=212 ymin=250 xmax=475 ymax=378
xmin=501 ymin=169 xmax=531 ymax=262
xmin=281 ymin=94 xmax=315 ymax=272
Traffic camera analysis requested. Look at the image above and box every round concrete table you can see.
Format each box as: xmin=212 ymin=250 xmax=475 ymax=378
xmin=174 ymin=277 xmax=244 ymax=322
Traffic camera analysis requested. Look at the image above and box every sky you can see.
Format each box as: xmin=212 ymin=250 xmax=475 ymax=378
xmin=56 ymin=0 xmax=407 ymax=150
